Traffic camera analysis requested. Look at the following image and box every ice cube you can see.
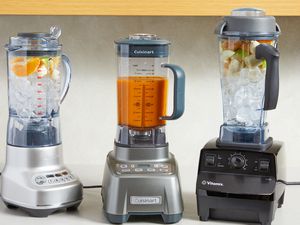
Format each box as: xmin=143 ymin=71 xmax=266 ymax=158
xmin=236 ymin=105 xmax=254 ymax=126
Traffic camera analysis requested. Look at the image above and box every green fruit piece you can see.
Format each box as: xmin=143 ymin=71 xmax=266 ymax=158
xmin=260 ymin=59 xmax=267 ymax=69
xmin=40 ymin=57 xmax=49 ymax=66
xmin=234 ymin=49 xmax=249 ymax=58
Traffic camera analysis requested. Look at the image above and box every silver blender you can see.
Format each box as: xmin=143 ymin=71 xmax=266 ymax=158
xmin=1 ymin=26 xmax=83 ymax=217
xmin=101 ymin=34 xmax=185 ymax=223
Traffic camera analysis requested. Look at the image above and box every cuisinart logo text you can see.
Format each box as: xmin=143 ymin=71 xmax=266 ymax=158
xmin=130 ymin=196 xmax=162 ymax=205
xmin=133 ymin=50 xmax=154 ymax=55
xmin=201 ymin=180 xmax=224 ymax=187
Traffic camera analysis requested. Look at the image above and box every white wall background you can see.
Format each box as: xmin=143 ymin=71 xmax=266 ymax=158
xmin=0 ymin=16 xmax=299 ymax=181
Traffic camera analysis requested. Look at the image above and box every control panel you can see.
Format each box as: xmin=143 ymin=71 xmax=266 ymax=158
xmin=115 ymin=163 xmax=172 ymax=175
xmin=32 ymin=170 xmax=76 ymax=186
xmin=200 ymin=149 xmax=275 ymax=176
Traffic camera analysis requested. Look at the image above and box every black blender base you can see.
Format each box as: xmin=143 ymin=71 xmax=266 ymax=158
xmin=196 ymin=191 xmax=285 ymax=225
xmin=105 ymin=212 xmax=182 ymax=224
xmin=4 ymin=201 xmax=81 ymax=217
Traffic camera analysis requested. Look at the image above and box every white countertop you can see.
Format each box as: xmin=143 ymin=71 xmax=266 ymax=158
xmin=0 ymin=165 xmax=299 ymax=225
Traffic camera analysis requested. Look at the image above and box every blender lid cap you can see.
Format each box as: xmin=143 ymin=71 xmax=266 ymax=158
xmin=215 ymin=8 xmax=281 ymax=38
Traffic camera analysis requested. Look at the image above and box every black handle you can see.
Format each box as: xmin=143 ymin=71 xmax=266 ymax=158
xmin=255 ymin=44 xmax=280 ymax=110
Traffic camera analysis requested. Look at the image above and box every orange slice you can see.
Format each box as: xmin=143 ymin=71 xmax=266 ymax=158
xmin=258 ymin=40 xmax=273 ymax=44
xmin=11 ymin=57 xmax=41 ymax=77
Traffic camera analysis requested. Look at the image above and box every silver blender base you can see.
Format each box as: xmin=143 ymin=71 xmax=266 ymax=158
xmin=101 ymin=146 xmax=183 ymax=224
xmin=1 ymin=145 xmax=83 ymax=217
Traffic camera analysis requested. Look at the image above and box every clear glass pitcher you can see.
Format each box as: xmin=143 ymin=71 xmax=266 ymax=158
xmin=215 ymin=8 xmax=280 ymax=149
xmin=6 ymin=26 xmax=71 ymax=147
xmin=115 ymin=34 xmax=185 ymax=147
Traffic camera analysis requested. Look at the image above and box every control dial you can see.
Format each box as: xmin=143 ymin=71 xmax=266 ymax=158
xmin=229 ymin=153 xmax=247 ymax=169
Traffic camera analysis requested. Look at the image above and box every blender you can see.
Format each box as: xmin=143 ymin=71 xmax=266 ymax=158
xmin=102 ymin=34 xmax=185 ymax=224
xmin=196 ymin=8 xmax=286 ymax=225
xmin=1 ymin=26 xmax=83 ymax=217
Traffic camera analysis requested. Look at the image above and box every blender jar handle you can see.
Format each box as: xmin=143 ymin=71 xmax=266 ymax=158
xmin=160 ymin=63 xmax=185 ymax=120
xmin=60 ymin=54 xmax=72 ymax=103
xmin=255 ymin=44 xmax=280 ymax=110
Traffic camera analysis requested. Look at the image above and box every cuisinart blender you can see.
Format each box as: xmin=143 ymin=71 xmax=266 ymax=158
xmin=102 ymin=34 xmax=185 ymax=223
xmin=196 ymin=9 xmax=286 ymax=225
xmin=1 ymin=27 xmax=82 ymax=217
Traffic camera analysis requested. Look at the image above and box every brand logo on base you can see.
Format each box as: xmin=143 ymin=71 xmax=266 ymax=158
xmin=201 ymin=180 xmax=224 ymax=187
xmin=130 ymin=196 xmax=162 ymax=205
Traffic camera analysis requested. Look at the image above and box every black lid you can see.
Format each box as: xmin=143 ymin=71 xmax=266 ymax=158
xmin=116 ymin=34 xmax=170 ymax=58
xmin=215 ymin=8 xmax=280 ymax=39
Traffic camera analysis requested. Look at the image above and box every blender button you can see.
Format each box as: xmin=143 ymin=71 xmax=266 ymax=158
xmin=159 ymin=169 xmax=169 ymax=173
xmin=217 ymin=163 xmax=225 ymax=168
xmin=120 ymin=164 xmax=128 ymax=169
xmin=55 ymin=173 xmax=62 ymax=177
xmin=147 ymin=168 xmax=156 ymax=172
xmin=121 ymin=168 xmax=131 ymax=173
xmin=154 ymin=164 xmax=160 ymax=168
xmin=259 ymin=160 xmax=270 ymax=172
xmin=205 ymin=154 xmax=216 ymax=167
xmin=46 ymin=174 xmax=54 ymax=178
xmin=161 ymin=164 xmax=168 ymax=169
xmin=35 ymin=176 xmax=47 ymax=185
xmin=130 ymin=164 xmax=135 ymax=168
xmin=62 ymin=171 xmax=68 ymax=175
xmin=134 ymin=168 xmax=143 ymax=172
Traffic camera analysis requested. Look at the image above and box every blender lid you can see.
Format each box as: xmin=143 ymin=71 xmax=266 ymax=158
xmin=115 ymin=33 xmax=170 ymax=45
xmin=215 ymin=8 xmax=280 ymax=38
xmin=7 ymin=26 xmax=62 ymax=51
xmin=17 ymin=32 xmax=52 ymax=38
xmin=115 ymin=33 xmax=170 ymax=57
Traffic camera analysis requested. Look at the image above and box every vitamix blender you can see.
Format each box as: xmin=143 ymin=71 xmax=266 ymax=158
xmin=196 ymin=8 xmax=286 ymax=225
xmin=102 ymin=34 xmax=185 ymax=223
xmin=1 ymin=27 xmax=82 ymax=217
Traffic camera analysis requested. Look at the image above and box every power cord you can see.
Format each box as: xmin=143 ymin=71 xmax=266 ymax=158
xmin=278 ymin=180 xmax=300 ymax=186
xmin=83 ymin=185 xmax=102 ymax=189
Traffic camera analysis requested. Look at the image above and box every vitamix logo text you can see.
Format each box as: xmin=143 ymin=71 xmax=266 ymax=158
xmin=201 ymin=180 xmax=224 ymax=187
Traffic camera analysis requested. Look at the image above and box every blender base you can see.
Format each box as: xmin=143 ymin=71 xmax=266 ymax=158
xmin=3 ymin=200 xmax=81 ymax=217
xmin=1 ymin=145 xmax=83 ymax=217
xmin=101 ymin=146 xmax=183 ymax=224
xmin=196 ymin=138 xmax=286 ymax=225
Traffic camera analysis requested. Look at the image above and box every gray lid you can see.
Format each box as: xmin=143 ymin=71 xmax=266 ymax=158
xmin=115 ymin=33 xmax=170 ymax=45
xmin=215 ymin=8 xmax=280 ymax=39
xmin=116 ymin=34 xmax=170 ymax=58
xmin=6 ymin=26 xmax=62 ymax=51
xmin=17 ymin=32 xmax=51 ymax=38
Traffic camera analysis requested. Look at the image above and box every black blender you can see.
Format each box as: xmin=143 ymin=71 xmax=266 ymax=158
xmin=196 ymin=8 xmax=286 ymax=225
